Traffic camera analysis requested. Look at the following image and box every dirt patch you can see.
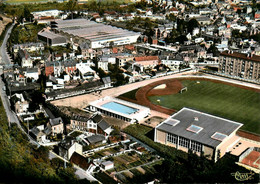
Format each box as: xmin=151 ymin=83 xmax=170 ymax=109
xmin=147 ymin=79 xmax=183 ymax=96
xmin=134 ymin=79 xmax=183 ymax=115
xmin=0 ymin=14 xmax=12 ymax=35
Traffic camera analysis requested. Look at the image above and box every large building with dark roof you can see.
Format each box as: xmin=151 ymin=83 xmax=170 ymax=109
xmin=154 ymin=108 xmax=243 ymax=162
xmin=219 ymin=51 xmax=260 ymax=81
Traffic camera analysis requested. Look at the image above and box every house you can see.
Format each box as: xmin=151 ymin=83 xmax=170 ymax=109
xmin=10 ymin=93 xmax=29 ymax=115
xmin=76 ymin=62 xmax=97 ymax=80
xmin=24 ymin=68 xmax=39 ymax=81
xmin=18 ymin=50 xmax=33 ymax=68
xmin=101 ymin=161 xmax=114 ymax=170
xmin=85 ymin=134 xmax=106 ymax=146
xmin=102 ymin=77 xmax=112 ymax=88
xmin=154 ymin=107 xmax=243 ymax=162
xmin=13 ymin=42 xmax=44 ymax=53
xmin=59 ymin=137 xmax=83 ymax=160
xmin=70 ymin=152 xmax=94 ymax=172
xmin=30 ymin=125 xmax=47 ymax=143
xmin=46 ymin=117 xmax=64 ymax=136
xmin=160 ymin=55 xmax=184 ymax=70
xmin=195 ymin=16 xmax=212 ymax=25
xmin=134 ymin=56 xmax=160 ymax=72
xmin=68 ymin=113 xmax=113 ymax=136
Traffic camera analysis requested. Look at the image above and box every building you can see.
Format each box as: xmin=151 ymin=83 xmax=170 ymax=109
xmin=38 ymin=29 xmax=67 ymax=46
xmin=134 ymin=56 xmax=160 ymax=72
xmin=87 ymin=96 xmax=150 ymax=123
xmin=154 ymin=108 xmax=243 ymax=162
xmin=68 ymin=113 xmax=113 ymax=136
xmin=219 ymin=51 xmax=260 ymax=81
xmin=51 ymin=19 xmax=140 ymax=49
xmin=101 ymin=161 xmax=114 ymax=170
xmin=18 ymin=50 xmax=33 ymax=68
xmin=59 ymin=137 xmax=83 ymax=160
xmin=47 ymin=117 xmax=64 ymax=136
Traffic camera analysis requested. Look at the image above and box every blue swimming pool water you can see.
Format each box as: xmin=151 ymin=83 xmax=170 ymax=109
xmin=101 ymin=101 xmax=138 ymax=115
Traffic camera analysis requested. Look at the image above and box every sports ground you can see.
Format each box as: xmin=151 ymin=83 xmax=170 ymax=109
xmin=120 ymin=78 xmax=260 ymax=135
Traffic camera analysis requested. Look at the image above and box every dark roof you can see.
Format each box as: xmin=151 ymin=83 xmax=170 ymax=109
xmin=45 ymin=80 xmax=104 ymax=98
xmin=220 ymin=51 xmax=260 ymax=62
xmin=91 ymin=114 xmax=103 ymax=123
xmin=44 ymin=125 xmax=52 ymax=135
xmin=30 ymin=126 xmax=40 ymax=136
xmin=102 ymin=77 xmax=111 ymax=84
xmin=156 ymin=108 xmax=243 ymax=148
xmin=59 ymin=136 xmax=75 ymax=149
xmin=86 ymin=135 xmax=105 ymax=144
xmin=50 ymin=117 xmax=63 ymax=126
xmin=44 ymin=107 xmax=56 ymax=119
xmin=71 ymin=115 xmax=90 ymax=122
xmin=98 ymin=119 xmax=110 ymax=131
xmin=70 ymin=152 xmax=92 ymax=170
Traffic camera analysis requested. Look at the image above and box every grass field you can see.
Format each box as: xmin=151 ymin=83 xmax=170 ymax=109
xmin=4 ymin=0 xmax=50 ymax=4
xmin=148 ymin=80 xmax=260 ymax=134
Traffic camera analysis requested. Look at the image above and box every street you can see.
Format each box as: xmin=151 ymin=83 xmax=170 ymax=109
xmin=0 ymin=22 xmax=39 ymax=147
xmin=0 ymin=23 xmax=14 ymax=65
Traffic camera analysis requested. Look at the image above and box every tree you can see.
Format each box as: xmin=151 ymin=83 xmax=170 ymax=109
xmin=187 ymin=18 xmax=199 ymax=33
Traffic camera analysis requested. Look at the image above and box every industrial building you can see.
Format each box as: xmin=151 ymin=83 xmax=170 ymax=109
xmin=38 ymin=29 xmax=67 ymax=46
xmin=51 ymin=19 xmax=140 ymax=49
xmin=154 ymin=108 xmax=243 ymax=162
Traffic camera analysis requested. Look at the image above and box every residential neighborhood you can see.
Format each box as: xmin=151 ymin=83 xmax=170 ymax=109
xmin=0 ymin=0 xmax=259 ymax=183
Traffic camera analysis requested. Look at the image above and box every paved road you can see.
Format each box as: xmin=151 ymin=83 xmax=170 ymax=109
xmin=0 ymin=23 xmax=14 ymax=65
xmin=0 ymin=23 xmax=39 ymax=147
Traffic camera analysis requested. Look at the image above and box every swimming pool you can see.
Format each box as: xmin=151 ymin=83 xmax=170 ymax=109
xmin=101 ymin=101 xmax=138 ymax=115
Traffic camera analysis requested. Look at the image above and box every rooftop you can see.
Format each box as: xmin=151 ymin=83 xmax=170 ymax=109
xmin=53 ymin=19 xmax=140 ymax=42
xmin=220 ymin=51 xmax=260 ymax=62
xmin=156 ymin=108 xmax=243 ymax=148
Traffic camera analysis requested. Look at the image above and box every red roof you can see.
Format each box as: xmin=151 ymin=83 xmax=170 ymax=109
xmin=220 ymin=51 xmax=260 ymax=62
xmin=169 ymin=7 xmax=178 ymax=12
xmin=125 ymin=45 xmax=135 ymax=51
xmin=135 ymin=56 xmax=159 ymax=62
xmin=112 ymin=47 xmax=118 ymax=54
xmin=241 ymin=150 xmax=260 ymax=169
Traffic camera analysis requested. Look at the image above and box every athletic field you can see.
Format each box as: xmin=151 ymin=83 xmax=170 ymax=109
xmin=148 ymin=80 xmax=260 ymax=134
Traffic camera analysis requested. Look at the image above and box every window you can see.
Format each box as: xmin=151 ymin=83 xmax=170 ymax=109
xmin=190 ymin=140 xmax=202 ymax=152
xmin=211 ymin=132 xmax=227 ymax=141
xmin=167 ymin=133 xmax=178 ymax=144
xmin=186 ymin=125 xmax=203 ymax=134
xmin=179 ymin=137 xmax=189 ymax=148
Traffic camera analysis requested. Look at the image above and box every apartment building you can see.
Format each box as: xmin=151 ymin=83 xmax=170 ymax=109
xmin=219 ymin=51 xmax=260 ymax=81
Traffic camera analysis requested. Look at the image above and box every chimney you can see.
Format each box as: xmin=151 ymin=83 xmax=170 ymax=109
xmin=194 ymin=117 xmax=199 ymax=121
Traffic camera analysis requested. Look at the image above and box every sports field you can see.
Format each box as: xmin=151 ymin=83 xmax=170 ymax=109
xmin=148 ymin=80 xmax=260 ymax=134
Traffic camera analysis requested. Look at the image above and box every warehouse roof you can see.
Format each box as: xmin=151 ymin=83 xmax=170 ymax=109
xmin=156 ymin=108 xmax=243 ymax=148
xmin=53 ymin=19 xmax=140 ymax=42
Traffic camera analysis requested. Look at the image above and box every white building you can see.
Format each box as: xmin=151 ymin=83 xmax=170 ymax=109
xmin=87 ymin=96 xmax=150 ymax=123
xmin=52 ymin=19 xmax=141 ymax=49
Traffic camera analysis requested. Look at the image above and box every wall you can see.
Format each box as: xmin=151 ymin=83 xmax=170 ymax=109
xmin=155 ymin=129 xmax=166 ymax=144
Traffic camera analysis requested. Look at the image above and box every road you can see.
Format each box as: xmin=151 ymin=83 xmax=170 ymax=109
xmin=0 ymin=22 xmax=39 ymax=147
xmin=0 ymin=23 xmax=14 ymax=65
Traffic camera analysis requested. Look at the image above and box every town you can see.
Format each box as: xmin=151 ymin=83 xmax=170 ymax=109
xmin=0 ymin=0 xmax=259 ymax=183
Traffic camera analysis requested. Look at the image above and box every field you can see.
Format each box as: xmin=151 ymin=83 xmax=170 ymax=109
xmin=148 ymin=80 xmax=260 ymax=134
xmin=4 ymin=0 xmax=51 ymax=4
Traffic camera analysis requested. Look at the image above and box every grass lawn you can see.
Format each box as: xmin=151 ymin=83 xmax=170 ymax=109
xmin=148 ymin=80 xmax=260 ymax=134
xmin=123 ymin=124 xmax=186 ymax=160
xmin=4 ymin=0 xmax=50 ymax=4
xmin=119 ymin=88 xmax=139 ymax=100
